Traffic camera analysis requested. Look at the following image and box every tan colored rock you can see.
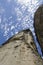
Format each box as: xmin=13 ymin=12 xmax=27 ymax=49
xmin=0 ymin=30 xmax=43 ymax=65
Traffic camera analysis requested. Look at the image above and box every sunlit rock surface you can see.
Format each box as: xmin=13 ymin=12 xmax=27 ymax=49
xmin=0 ymin=31 xmax=43 ymax=65
xmin=34 ymin=5 xmax=43 ymax=53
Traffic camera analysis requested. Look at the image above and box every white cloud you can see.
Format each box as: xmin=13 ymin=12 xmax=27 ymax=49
xmin=15 ymin=7 xmax=23 ymax=21
xmin=11 ymin=26 xmax=15 ymax=30
xmin=18 ymin=0 xmax=31 ymax=5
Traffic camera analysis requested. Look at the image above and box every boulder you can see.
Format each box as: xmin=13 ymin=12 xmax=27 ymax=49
xmin=34 ymin=5 xmax=43 ymax=53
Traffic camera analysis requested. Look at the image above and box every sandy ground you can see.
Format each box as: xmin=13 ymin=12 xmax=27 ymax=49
xmin=0 ymin=30 xmax=43 ymax=65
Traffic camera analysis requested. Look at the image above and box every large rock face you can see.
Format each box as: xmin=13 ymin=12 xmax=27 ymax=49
xmin=34 ymin=5 xmax=43 ymax=53
xmin=0 ymin=31 xmax=43 ymax=65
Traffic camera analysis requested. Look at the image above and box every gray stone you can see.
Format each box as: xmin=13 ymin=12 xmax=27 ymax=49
xmin=34 ymin=5 xmax=43 ymax=52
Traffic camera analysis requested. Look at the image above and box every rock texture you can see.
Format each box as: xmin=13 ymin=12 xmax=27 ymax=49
xmin=0 ymin=30 xmax=43 ymax=65
xmin=34 ymin=5 xmax=43 ymax=53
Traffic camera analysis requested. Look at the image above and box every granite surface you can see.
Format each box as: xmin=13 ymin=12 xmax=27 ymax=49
xmin=0 ymin=31 xmax=43 ymax=65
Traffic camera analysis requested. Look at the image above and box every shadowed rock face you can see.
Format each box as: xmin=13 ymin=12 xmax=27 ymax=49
xmin=34 ymin=5 xmax=43 ymax=53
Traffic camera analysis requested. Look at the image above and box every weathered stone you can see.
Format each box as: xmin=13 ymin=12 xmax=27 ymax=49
xmin=34 ymin=5 xmax=43 ymax=53
xmin=0 ymin=31 xmax=43 ymax=65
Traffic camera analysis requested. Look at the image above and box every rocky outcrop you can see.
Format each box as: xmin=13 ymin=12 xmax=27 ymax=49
xmin=34 ymin=5 xmax=43 ymax=53
xmin=0 ymin=30 xmax=43 ymax=65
